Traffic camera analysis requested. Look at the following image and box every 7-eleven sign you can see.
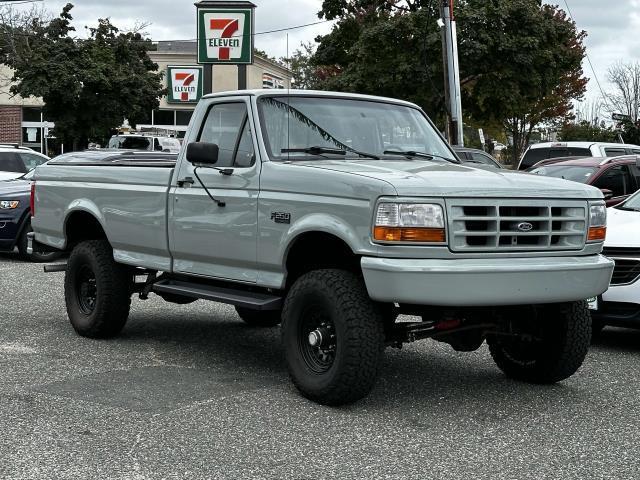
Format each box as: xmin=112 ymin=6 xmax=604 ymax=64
xmin=197 ymin=7 xmax=254 ymax=64
xmin=167 ymin=66 xmax=203 ymax=104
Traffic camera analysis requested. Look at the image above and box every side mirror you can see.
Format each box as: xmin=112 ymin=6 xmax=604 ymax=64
xmin=186 ymin=142 xmax=219 ymax=165
xmin=600 ymin=188 xmax=613 ymax=200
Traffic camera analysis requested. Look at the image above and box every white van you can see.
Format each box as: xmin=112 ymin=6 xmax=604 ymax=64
xmin=107 ymin=134 xmax=182 ymax=154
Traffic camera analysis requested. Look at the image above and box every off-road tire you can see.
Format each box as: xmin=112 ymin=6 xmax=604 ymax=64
xmin=487 ymin=301 xmax=591 ymax=384
xmin=17 ymin=220 xmax=62 ymax=263
xmin=281 ymin=269 xmax=385 ymax=405
xmin=64 ymin=240 xmax=131 ymax=338
xmin=235 ymin=306 xmax=281 ymax=327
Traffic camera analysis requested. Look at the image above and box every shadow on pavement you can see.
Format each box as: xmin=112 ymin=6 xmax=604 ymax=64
xmin=592 ymin=326 xmax=640 ymax=353
xmin=109 ymin=310 xmax=578 ymax=411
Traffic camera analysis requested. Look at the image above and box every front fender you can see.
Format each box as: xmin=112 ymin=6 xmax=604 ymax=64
xmin=279 ymin=212 xmax=365 ymax=268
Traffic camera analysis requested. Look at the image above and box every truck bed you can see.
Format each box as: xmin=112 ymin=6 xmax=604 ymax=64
xmin=33 ymin=150 xmax=178 ymax=271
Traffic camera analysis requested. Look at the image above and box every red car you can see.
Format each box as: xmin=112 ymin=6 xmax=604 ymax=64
xmin=528 ymin=155 xmax=640 ymax=206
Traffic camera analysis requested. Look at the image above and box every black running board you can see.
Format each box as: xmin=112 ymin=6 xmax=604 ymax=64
xmin=152 ymin=279 xmax=282 ymax=310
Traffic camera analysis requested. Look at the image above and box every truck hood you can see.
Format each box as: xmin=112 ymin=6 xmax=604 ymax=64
xmin=297 ymin=160 xmax=602 ymax=199
xmin=605 ymin=206 xmax=640 ymax=247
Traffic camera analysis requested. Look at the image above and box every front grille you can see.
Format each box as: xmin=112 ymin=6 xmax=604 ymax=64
xmin=446 ymin=199 xmax=587 ymax=252
xmin=602 ymin=247 xmax=640 ymax=285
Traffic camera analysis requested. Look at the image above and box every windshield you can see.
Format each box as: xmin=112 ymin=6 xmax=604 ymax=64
xmin=258 ymin=96 xmax=456 ymax=161
xmin=529 ymin=165 xmax=597 ymax=183
xmin=108 ymin=136 xmax=152 ymax=150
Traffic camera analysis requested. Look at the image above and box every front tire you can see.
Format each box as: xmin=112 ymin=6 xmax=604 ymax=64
xmin=282 ymin=269 xmax=385 ymax=405
xmin=487 ymin=301 xmax=591 ymax=383
xmin=64 ymin=240 xmax=131 ymax=338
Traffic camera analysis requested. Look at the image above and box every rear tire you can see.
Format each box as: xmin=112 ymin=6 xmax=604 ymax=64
xmin=282 ymin=269 xmax=385 ymax=405
xmin=64 ymin=240 xmax=131 ymax=338
xmin=17 ymin=220 xmax=62 ymax=263
xmin=235 ymin=306 xmax=281 ymax=327
xmin=487 ymin=301 xmax=591 ymax=384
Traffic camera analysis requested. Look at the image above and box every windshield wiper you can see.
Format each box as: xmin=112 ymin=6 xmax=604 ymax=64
xmin=282 ymin=146 xmax=346 ymax=156
xmin=282 ymin=146 xmax=379 ymax=160
xmin=383 ymin=149 xmax=460 ymax=164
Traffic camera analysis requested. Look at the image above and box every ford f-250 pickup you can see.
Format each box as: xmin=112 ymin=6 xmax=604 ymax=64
xmin=29 ymin=90 xmax=614 ymax=405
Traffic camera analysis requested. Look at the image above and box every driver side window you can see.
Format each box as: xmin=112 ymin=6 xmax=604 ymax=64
xmin=198 ymin=103 xmax=248 ymax=168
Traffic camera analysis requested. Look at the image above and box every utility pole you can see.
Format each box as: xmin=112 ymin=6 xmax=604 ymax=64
xmin=440 ymin=0 xmax=464 ymax=146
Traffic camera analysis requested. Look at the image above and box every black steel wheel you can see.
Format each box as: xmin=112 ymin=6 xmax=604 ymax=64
xmin=76 ymin=264 xmax=98 ymax=314
xmin=64 ymin=240 xmax=131 ymax=338
xmin=487 ymin=301 xmax=591 ymax=384
xmin=298 ymin=306 xmax=336 ymax=374
xmin=282 ymin=269 xmax=385 ymax=405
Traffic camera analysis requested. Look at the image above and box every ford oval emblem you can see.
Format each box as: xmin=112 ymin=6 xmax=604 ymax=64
xmin=517 ymin=222 xmax=533 ymax=232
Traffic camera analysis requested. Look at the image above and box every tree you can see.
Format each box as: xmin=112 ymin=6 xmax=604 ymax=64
xmin=281 ymin=42 xmax=320 ymax=89
xmin=1 ymin=3 xmax=164 ymax=149
xmin=456 ymin=1 xmax=587 ymax=164
xmin=311 ymin=0 xmax=588 ymax=163
xmin=559 ymin=121 xmax=617 ymax=142
xmin=606 ymin=61 xmax=640 ymax=122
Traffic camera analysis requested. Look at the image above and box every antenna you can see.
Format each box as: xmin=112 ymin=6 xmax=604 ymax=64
xmin=286 ymin=33 xmax=290 ymax=160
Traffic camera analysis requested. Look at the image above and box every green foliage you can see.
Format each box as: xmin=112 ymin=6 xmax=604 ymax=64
xmin=619 ymin=120 xmax=640 ymax=145
xmin=559 ymin=121 xmax=617 ymax=142
xmin=281 ymin=42 xmax=320 ymax=89
xmin=2 ymin=3 xmax=164 ymax=148
xmin=311 ymin=0 xmax=587 ymax=161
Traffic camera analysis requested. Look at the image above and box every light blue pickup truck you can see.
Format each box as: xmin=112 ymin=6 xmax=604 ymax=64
xmin=30 ymin=90 xmax=614 ymax=405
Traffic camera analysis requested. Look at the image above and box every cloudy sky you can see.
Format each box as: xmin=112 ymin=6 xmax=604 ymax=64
xmin=14 ymin=0 xmax=640 ymax=101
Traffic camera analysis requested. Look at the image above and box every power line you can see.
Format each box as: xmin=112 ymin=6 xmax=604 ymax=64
xmin=562 ymin=0 xmax=613 ymax=110
xmin=0 ymin=17 xmax=332 ymax=43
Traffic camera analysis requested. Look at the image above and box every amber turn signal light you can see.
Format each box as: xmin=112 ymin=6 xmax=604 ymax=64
xmin=374 ymin=226 xmax=446 ymax=242
xmin=587 ymin=226 xmax=606 ymax=242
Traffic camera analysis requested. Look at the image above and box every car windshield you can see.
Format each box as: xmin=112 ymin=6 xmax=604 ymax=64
xmin=108 ymin=136 xmax=152 ymax=150
xmin=258 ymin=96 xmax=456 ymax=161
xmin=529 ymin=165 xmax=598 ymax=183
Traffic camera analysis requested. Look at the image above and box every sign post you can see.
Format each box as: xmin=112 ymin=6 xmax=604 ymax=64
xmin=195 ymin=1 xmax=256 ymax=91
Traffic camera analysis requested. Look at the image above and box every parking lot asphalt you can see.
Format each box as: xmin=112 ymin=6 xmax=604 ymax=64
xmin=1 ymin=252 xmax=639 ymax=480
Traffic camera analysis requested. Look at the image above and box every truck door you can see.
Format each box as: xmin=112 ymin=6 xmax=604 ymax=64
xmin=168 ymin=98 xmax=260 ymax=282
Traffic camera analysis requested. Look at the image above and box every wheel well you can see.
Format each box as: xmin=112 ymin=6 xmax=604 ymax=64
xmin=285 ymin=232 xmax=360 ymax=288
xmin=65 ymin=211 xmax=107 ymax=248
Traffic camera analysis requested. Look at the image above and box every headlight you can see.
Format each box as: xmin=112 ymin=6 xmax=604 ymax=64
xmin=588 ymin=204 xmax=606 ymax=242
xmin=0 ymin=200 xmax=19 ymax=210
xmin=374 ymin=203 xmax=446 ymax=242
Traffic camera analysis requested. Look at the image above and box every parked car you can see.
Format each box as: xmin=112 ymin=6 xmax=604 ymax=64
xmin=0 ymin=144 xmax=49 ymax=180
xmin=452 ymin=146 xmax=503 ymax=170
xmin=0 ymin=169 xmax=60 ymax=262
xmin=528 ymin=155 xmax=640 ymax=206
xmin=518 ymin=141 xmax=640 ymax=170
xmin=107 ymin=134 xmax=182 ymax=153
xmin=590 ymin=185 xmax=640 ymax=334
xmin=31 ymin=89 xmax=613 ymax=405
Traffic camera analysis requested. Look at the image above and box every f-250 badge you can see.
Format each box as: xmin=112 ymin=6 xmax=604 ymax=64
xmin=270 ymin=212 xmax=291 ymax=224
